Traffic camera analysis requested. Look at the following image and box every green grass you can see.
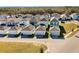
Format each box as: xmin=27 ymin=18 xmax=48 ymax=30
xmin=0 ymin=42 xmax=47 ymax=53
xmin=60 ymin=23 xmax=78 ymax=34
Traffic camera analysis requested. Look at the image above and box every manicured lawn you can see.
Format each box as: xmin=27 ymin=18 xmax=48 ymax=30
xmin=0 ymin=42 xmax=47 ymax=53
xmin=60 ymin=23 xmax=78 ymax=34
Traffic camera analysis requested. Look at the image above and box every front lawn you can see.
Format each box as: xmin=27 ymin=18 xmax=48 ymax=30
xmin=0 ymin=42 xmax=47 ymax=53
xmin=60 ymin=23 xmax=78 ymax=34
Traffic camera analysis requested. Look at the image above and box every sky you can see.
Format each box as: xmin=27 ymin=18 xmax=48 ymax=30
xmin=0 ymin=0 xmax=79 ymax=7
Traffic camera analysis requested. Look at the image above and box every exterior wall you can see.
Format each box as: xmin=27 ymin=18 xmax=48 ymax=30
xmin=0 ymin=21 xmax=6 ymax=24
xmin=24 ymin=21 xmax=30 ymax=26
xmin=21 ymin=31 xmax=34 ymax=35
xmin=19 ymin=21 xmax=30 ymax=26
xmin=35 ymin=31 xmax=46 ymax=35
xmin=50 ymin=21 xmax=59 ymax=26
xmin=71 ymin=15 xmax=78 ymax=20
xmin=66 ymin=16 xmax=71 ymax=19
xmin=8 ymin=30 xmax=18 ymax=34
xmin=38 ymin=21 xmax=48 ymax=26
xmin=7 ymin=22 xmax=18 ymax=26
xmin=0 ymin=30 xmax=6 ymax=34
xmin=51 ymin=31 xmax=60 ymax=36
xmin=30 ymin=22 xmax=37 ymax=26
xmin=0 ymin=22 xmax=2 ymax=24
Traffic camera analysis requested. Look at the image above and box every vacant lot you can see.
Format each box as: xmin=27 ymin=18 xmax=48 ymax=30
xmin=0 ymin=42 xmax=47 ymax=53
xmin=60 ymin=23 xmax=77 ymax=34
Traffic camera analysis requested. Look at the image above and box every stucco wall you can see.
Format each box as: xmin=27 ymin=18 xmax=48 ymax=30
xmin=21 ymin=31 xmax=34 ymax=35
xmin=8 ymin=30 xmax=18 ymax=34
xmin=35 ymin=31 xmax=46 ymax=35
xmin=51 ymin=31 xmax=60 ymax=36
xmin=38 ymin=21 xmax=48 ymax=26
xmin=0 ymin=30 xmax=6 ymax=34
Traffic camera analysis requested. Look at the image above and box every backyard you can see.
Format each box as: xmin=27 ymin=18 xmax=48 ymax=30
xmin=0 ymin=42 xmax=47 ymax=53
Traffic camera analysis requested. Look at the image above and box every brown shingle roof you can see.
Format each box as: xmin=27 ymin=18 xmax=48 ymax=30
xmin=0 ymin=26 xmax=5 ymax=30
xmin=50 ymin=17 xmax=58 ymax=22
xmin=22 ymin=25 xmax=35 ymax=31
xmin=0 ymin=26 xmax=7 ymax=30
xmin=36 ymin=26 xmax=46 ymax=31
xmin=40 ymin=18 xmax=48 ymax=21
xmin=9 ymin=26 xmax=20 ymax=30
xmin=7 ymin=18 xmax=21 ymax=22
xmin=0 ymin=19 xmax=7 ymax=22
xmin=23 ymin=18 xmax=32 ymax=21
xmin=30 ymin=17 xmax=40 ymax=22
xmin=50 ymin=26 xmax=60 ymax=31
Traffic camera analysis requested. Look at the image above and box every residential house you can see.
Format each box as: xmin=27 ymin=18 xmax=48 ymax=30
xmin=70 ymin=13 xmax=79 ymax=20
xmin=50 ymin=17 xmax=59 ymax=27
xmin=21 ymin=25 xmax=35 ymax=37
xmin=7 ymin=18 xmax=20 ymax=27
xmin=49 ymin=26 xmax=60 ymax=38
xmin=30 ymin=16 xmax=40 ymax=26
xmin=37 ymin=18 xmax=49 ymax=26
xmin=40 ymin=13 xmax=50 ymax=20
xmin=0 ymin=18 xmax=7 ymax=26
xmin=35 ymin=26 xmax=46 ymax=38
xmin=0 ymin=26 xmax=9 ymax=37
xmin=19 ymin=18 xmax=31 ymax=27
xmin=15 ymin=14 xmax=24 ymax=18
xmin=8 ymin=26 xmax=21 ymax=37
xmin=50 ymin=13 xmax=60 ymax=19
xmin=0 ymin=14 xmax=9 ymax=19
xmin=25 ymin=14 xmax=33 ymax=18
xmin=60 ymin=14 xmax=71 ymax=21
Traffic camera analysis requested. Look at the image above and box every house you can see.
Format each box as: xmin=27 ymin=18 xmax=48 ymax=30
xmin=0 ymin=18 xmax=7 ymax=26
xmin=0 ymin=14 xmax=9 ymax=19
xmin=8 ymin=26 xmax=21 ymax=37
xmin=35 ymin=14 xmax=41 ymax=19
xmin=30 ymin=16 xmax=39 ymax=26
xmin=0 ymin=26 xmax=9 ymax=37
xmin=19 ymin=18 xmax=31 ymax=27
xmin=0 ymin=14 xmax=9 ymax=26
xmin=25 ymin=14 xmax=33 ymax=18
xmin=15 ymin=14 xmax=24 ymax=18
xmin=50 ymin=13 xmax=60 ymax=19
xmin=21 ymin=25 xmax=35 ymax=38
xmin=70 ymin=13 xmax=79 ymax=20
xmin=60 ymin=14 xmax=71 ymax=21
xmin=50 ymin=17 xmax=59 ymax=27
xmin=37 ymin=18 xmax=49 ymax=26
xmin=40 ymin=13 xmax=50 ymax=20
xmin=7 ymin=18 xmax=20 ymax=27
xmin=35 ymin=26 xmax=46 ymax=38
xmin=49 ymin=26 xmax=60 ymax=38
